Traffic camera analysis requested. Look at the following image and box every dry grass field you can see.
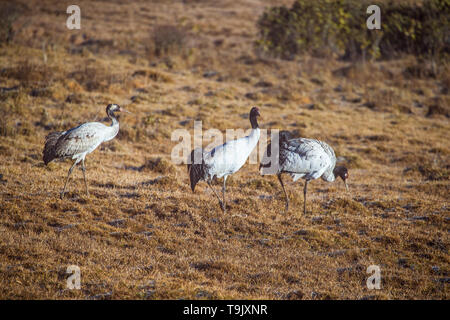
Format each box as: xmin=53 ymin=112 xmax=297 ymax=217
xmin=0 ymin=0 xmax=448 ymax=299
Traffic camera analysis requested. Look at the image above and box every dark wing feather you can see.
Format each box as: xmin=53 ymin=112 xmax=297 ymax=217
xmin=43 ymin=131 xmax=64 ymax=165
xmin=187 ymin=148 xmax=206 ymax=192
xmin=53 ymin=124 xmax=103 ymax=158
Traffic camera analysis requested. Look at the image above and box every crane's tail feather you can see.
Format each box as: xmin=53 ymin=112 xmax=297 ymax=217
xmin=187 ymin=148 xmax=205 ymax=192
xmin=43 ymin=131 xmax=63 ymax=165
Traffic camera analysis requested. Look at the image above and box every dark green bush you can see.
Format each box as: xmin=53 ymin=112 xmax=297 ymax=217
xmin=256 ymin=0 xmax=449 ymax=61
xmin=380 ymin=0 xmax=449 ymax=59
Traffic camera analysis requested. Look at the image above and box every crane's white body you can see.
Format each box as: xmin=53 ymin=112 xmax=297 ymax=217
xmin=203 ymin=128 xmax=260 ymax=180
xmin=188 ymin=106 xmax=262 ymax=212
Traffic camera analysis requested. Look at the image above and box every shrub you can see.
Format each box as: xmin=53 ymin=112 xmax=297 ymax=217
xmin=142 ymin=157 xmax=175 ymax=174
xmin=256 ymin=0 xmax=450 ymax=61
xmin=152 ymin=25 xmax=187 ymax=57
xmin=67 ymin=65 xmax=130 ymax=92
xmin=380 ymin=0 xmax=450 ymax=59
xmin=417 ymin=164 xmax=450 ymax=181
xmin=0 ymin=2 xmax=25 ymax=44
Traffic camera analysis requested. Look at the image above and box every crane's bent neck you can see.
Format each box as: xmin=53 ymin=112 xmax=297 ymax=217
xmin=322 ymin=170 xmax=336 ymax=182
xmin=105 ymin=111 xmax=120 ymax=141
xmin=322 ymin=165 xmax=338 ymax=182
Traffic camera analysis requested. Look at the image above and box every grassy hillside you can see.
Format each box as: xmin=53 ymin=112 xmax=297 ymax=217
xmin=0 ymin=0 xmax=448 ymax=299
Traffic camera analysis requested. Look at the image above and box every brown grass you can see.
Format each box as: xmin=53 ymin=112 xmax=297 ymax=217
xmin=0 ymin=0 xmax=448 ymax=300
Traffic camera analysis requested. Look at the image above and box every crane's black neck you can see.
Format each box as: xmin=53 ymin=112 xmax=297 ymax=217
xmin=106 ymin=108 xmax=119 ymax=126
xmin=250 ymin=114 xmax=259 ymax=129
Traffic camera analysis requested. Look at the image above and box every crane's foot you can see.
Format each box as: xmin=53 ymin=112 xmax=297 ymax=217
xmin=60 ymin=192 xmax=65 ymax=200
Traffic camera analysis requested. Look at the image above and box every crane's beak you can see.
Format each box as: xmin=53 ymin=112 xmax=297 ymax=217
xmin=344 ymin=180 xmax=349 ymax=192
xmin=119 ymin=107 xmax=132 ymax=114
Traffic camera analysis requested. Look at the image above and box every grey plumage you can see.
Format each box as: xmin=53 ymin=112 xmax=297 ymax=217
xmin=279 ymin=135 xmax=336 ymax=181
xmin=43 ymin=104 xmax=128 ymax=199
xmin=260 ymin=131 xmax=349 ymax=214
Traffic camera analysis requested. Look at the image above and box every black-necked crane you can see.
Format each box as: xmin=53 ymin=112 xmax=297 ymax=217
xmin=260 ymin=131 xmax=349 ymax=214
xmin=43 ymin=104 xmax=129 ymax=199
xmin=187 ymin=107 xmax=261 ymax=213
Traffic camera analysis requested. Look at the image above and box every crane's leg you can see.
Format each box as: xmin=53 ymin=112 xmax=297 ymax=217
xmin=81 ymin=158 xmax=89 ymax=196
xmin=207 ymin=180 xmax=224 ymax=211
xmin=277 ymin=173 xmax=289 ymax=213
xmin=222 ymin=176 xmax=227 ymax=214
xmin=60 ymin=160 xmax=77 ymax=199
xmin=303 ymin=180 xmax=308 ymax=215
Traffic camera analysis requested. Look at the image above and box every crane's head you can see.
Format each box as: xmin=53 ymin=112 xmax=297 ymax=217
xmin=106 ymin=104 xmax=121 ymax=114
xmin=250 ymin=106 xmax=261 ymax=118
xmin=249 ymin=107 xmax=261 ymax=129
xmin=106 ymin=104 xmax=130 ymax=114
xmin=334 ymin=166 xmax=349 ymax=191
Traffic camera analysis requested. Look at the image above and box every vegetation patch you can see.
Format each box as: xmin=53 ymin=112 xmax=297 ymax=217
xmin=141 ymin=157 xmax=175 ymax=175
xmin=256 ymin=0 xmax=449 ymax=61
xmin=328 ymin=198 xmax=370 ymax=215
xmin=417 ymin=164 xmax=450 ymax=181
xmin=151 ymin=25 xmax=188 ymax=58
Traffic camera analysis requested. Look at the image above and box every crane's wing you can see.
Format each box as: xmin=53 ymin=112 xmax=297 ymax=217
xmin=203 ymin=137 xmax=249 ymax=178
xmin=281 ymin=138 xmax=333 ymax=181
xmin=203 ymin=141 xmax=233 ymax=177
xmin=53 ymin=122 xmax=106 ymax=158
